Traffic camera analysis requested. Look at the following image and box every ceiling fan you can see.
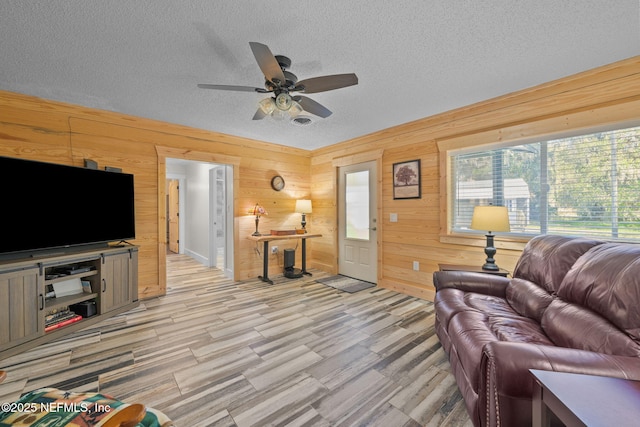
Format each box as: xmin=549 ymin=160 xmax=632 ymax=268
xmin=197 ymin=42 xmax=358 ymax=122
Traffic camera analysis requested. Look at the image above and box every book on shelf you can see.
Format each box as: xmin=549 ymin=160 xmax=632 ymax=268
xmin=52 ymin=277 xmax=83 ymax=297
xmin=45 ymin=311 xmax=77 ymax=326
xmin=82 ymin=280 xmax=92 ymax=293
xmin=45 ymin=306 xmax=71 ymax=323
xmin=44 ymin=314 xmax=83 ymax=332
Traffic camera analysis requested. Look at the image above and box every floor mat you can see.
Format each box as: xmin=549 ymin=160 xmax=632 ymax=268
xmin=316 ymin=274 xmax=376 ymax=293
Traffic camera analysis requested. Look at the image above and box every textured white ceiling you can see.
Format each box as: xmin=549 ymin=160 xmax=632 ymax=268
xmin=1 ymin=1 xmax=638 ymax=150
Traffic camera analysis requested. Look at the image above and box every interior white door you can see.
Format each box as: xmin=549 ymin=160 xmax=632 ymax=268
xmin=167 ymin=179 xmax=180 ymax=254
xmin=338 ymin=161 xmax=377 ymax=283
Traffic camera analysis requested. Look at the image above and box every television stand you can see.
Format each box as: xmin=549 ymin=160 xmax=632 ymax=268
xmin=0 ymin=245 xmax=139 ymax=361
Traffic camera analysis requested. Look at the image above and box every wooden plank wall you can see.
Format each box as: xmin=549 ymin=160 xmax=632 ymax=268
xmin=0 ymin=91 xmax=311 ymax=299
xmin=1 ymin=56 xmax=638 ymax=302
xmin=310 ymin=56 xmax=640 ymax=301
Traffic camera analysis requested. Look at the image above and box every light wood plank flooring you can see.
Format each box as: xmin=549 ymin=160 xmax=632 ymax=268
xmin=0 ymin=254 xmax=472 ymax=427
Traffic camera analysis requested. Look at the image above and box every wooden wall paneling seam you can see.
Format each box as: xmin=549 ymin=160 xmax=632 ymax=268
xmin=157 ymin=154 xmax=167 ymax=296
xmin=330 ymin=149 xmax=384 ymax=168
xmin=62 ymin=101 xmax=312 ymax=157
xmin=436 ymin=99 xmax=640 ymax=153
xmin=156 ymin=146 xmax=242 ymax=167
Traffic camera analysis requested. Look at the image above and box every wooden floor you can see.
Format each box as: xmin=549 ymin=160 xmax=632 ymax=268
xmin=0 ymin=254 xmax=472 ymax=427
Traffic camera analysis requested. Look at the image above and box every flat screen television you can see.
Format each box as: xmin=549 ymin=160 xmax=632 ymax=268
xmin=0 ymin=156 xmax=135 ymax=257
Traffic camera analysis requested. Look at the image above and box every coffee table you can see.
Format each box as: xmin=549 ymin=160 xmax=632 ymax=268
xmin=530 ymin=369 xmax=640 ymax=426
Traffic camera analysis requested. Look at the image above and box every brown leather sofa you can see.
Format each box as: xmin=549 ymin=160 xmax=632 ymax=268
xmin=433 ymin=235 xmax=640 ymax=427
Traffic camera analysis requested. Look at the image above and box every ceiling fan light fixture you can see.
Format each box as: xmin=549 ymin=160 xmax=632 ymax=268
xmin=198 ymin=42 xmax=358 ymax=122
xmin=258 ymin=97 xmax=275 ymax=115
xmin=271 ymin=109 xmax=287 ymax=120
xmin=275 ymin=92 xmax=293 ymax=111
xmin=288 ymin=101 xmax=303 ymax=118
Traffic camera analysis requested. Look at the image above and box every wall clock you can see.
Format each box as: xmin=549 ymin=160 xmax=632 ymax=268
xmin=271 ymin=175 xmax=285 ymax=191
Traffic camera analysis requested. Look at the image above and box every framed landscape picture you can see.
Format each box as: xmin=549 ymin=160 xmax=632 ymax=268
xmin=393 ymin=159 xmax=421 ymax=199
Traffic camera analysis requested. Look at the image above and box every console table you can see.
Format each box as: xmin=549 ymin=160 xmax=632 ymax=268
xmin=248 ymin=233 xmax=322 ymax=284
xmin=530 ymin=369 xmax=640 ymax=426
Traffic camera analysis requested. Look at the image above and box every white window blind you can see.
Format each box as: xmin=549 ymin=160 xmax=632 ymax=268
xmin=450 ymin=125 xmax=640 ymax=240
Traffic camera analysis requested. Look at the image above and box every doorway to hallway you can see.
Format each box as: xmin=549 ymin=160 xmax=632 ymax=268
xmin=166 ymin=158 xmax=233 ymax=278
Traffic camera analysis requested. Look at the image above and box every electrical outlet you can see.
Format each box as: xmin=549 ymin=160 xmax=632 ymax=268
xmin=271 ymin=246 xmax=278 ymax=254
xmin=413 ymin=261 xmax=419 ymax=271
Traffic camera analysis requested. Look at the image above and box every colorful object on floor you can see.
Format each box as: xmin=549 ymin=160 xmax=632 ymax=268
xmin=0 ymin=387 xmax=173 ymax=427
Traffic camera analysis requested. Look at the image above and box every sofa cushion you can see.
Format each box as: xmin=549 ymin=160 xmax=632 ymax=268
xmin=435 ymin=288 xmax=516 ymax=326
xmin=444 ymin=298 xmax=554 ymax=393
xmin=506 ymin=278 xmax=554 ymax=322
xmin=512 ymin=235 xmax=603 ymax=293
xmin=557 ymin=243 xmax=640 ymax=340
xmin=488 ymin=315 xmax=554 ymax=346
xmin=542 ymin=299 xmax=640 ymax=356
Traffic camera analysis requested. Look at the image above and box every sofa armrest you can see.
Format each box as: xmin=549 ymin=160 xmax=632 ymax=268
xmin=433 ymin=271 xmax=510 ymax=297
xmin=482 ymin=341 xmax=640 ymax=395
xmin=479 ymin=341 xmax=640 ymax=426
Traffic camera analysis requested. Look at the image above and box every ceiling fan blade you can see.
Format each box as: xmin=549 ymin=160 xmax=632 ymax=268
xmin=293 ymin=73 xmax=358 ymax=94
xmin=293 ymin=95 xmax=332 ymax=118
xmin=252 ymin=108 xmax=267 ymax=120
xmin=197 ymin=84 xmax=268 ymax=93
xmin=249 ymin=42 xmax=286 ymax=86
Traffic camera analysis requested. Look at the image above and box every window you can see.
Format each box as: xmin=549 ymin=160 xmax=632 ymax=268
xmin=345 ymin=170 xmax=370 ymax=240
xmin=450 ymin=125 xmax=640 ymax=241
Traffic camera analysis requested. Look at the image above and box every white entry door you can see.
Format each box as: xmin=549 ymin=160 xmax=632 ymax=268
xmin=338 ymin=161 xmax=377 ymax=283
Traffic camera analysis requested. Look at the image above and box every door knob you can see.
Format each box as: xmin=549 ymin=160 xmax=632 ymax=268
xmin=370 ymin=227 xmax=377 ymax=231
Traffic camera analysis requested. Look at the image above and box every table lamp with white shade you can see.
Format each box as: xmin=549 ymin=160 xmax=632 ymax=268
xmin=295 ymin=199 xmax=312 ymax=233
xmin=470 ymin=205 xmax=511 ymax=271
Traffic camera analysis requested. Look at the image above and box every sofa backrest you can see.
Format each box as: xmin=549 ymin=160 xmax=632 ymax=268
xmin=541 ymin=242 xmax=640 ymax=357
xmin=512 ymin=235 xmax=603 ymax=294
